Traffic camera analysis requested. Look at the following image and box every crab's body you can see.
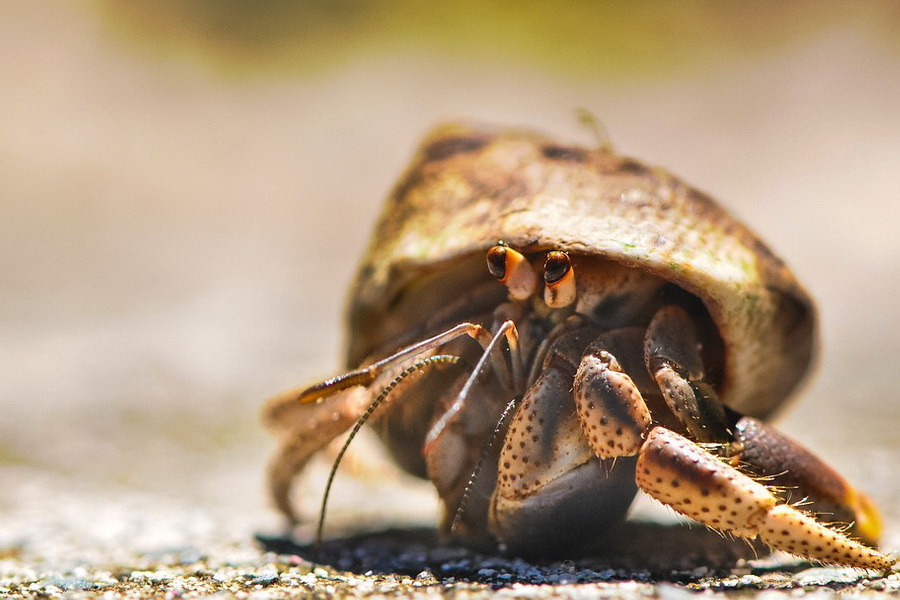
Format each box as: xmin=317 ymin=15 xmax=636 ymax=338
xmin=263 ymin=123 xmax=892 ymax=569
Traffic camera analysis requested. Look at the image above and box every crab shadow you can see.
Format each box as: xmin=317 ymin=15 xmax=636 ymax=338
xmin=257 ymin=521 xmax=774 ymax=585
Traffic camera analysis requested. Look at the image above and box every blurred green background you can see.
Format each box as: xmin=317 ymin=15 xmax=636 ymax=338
xmin=101 ymin=1 xmax=898 ymax=79
xmin=1 ymin=0 xmax=899 ymax=552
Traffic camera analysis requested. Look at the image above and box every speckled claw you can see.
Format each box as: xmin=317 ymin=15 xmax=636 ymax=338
xmin=636 ymin=427 xmax=895 ymax=570
xmin=573 ymin=349 xmax=650 ymax=459
xmin=732 ymin=416 xmax=884 ymax=547
xmin=759 ymin=505 xmax=893 ymax=570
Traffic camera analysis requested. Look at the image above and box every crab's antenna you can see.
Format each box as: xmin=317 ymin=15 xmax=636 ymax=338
xmin=315 ymin=354 xmax=464 ymax=551
xmin=450 ymin=394 xmax=521 ymax=536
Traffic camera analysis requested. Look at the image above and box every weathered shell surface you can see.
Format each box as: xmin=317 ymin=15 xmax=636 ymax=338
xmin=347 ymin=122 xmax=816 ymax=419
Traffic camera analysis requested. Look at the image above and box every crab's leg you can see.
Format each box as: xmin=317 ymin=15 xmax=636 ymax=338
xmin=263 ymin=319 xmax=519 ymax=523
xmin=262 ymin=385 xmax=371 ymax=523
xmin=644 ymin=305 xmax=885 ymax=550
xmin=424 ymin=320 xmax=518 ymax=453
xmin=571 ymin=328 xmax=894 ymax=569
xmin=636 ymin=426 xmax=893 ymax=570
xmin=489 ymin=351 xmax=638 ymax=553
xmin=295 ymin=322 xmax=494 ymax=404
xmin=730 ymin=416 xmax=883 ymax=547
xmin=572 ymin=329 xmax=653 ymax=460
xmin=644 ymin=305 xmax=730 ymax=443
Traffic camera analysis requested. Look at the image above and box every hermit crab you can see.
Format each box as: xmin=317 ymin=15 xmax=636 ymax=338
xmin=263 ymin=122 xmax=893 ymax=569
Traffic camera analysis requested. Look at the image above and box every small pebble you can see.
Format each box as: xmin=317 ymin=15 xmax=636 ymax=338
xmin=656 ymin=583 xmax=697 ymax=600
xmin=250 ymin=574 xmax=278 ymax=586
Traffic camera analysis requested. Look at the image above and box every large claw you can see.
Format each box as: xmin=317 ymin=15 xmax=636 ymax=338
xmin=636 ymin=427 xmax=894 ymax=570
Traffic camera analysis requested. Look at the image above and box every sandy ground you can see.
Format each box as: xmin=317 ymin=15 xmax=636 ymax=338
xmin=1 ymin=2 xmax=899 ymax=598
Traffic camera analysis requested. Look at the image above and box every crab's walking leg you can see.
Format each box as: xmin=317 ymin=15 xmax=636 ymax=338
xmin=730 ymin=416 xmax=883 ymax=547
xmin=424 ymin=320 xmax=518 ymax=452
xmin=296 ymin=322 xmax=493 ymax=404
xmin=636 ymin=427 xmax=893 ymax=570
xmin=488 ymin=325 xmax=639 ymax=553
xmin=263 ymin=319 xmax=520 ymax=523
xmin=571 ymin=317 xmax=893 ymax=569
xmin=489 ymin=364 xmax=637 ymax=553
xmin=645 ymin=305 xmax=729 ymax=442
xmin=262 ymin=385 xmax=371 ymax=523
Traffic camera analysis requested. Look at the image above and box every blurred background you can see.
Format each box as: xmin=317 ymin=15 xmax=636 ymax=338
xmin=1 ymin=0 xmax=899 ymax=556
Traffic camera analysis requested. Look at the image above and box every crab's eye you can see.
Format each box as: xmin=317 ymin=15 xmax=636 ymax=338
xmin=543 ymin=251 xmax=576 ymax=308
xmin=486 ymin=243 xmax=537 ymax=300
